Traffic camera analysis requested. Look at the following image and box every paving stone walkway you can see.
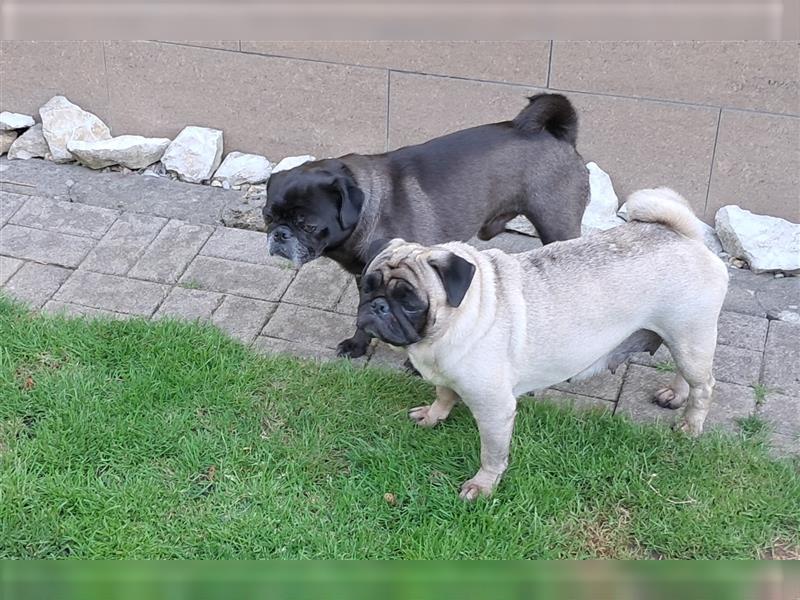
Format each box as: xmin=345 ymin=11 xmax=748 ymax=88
xmin=1 ymin=157 xmax=798 ymax=457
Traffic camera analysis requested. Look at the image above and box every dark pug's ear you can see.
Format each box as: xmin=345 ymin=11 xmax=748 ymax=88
xmin=334 ymin=170 xmax=365 ymax=230
xmin=428 ymin=252 xmax=476 ymax=308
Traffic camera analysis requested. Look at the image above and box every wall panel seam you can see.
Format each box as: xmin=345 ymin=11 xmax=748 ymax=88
xmin=101 ymin=41 xmax=111 ymax=109
xmin=155 ymin=41 xmax=799 ymax=117
xmin=703 ymin=107 xmax=723 ymax=218
xmin=385 ymin=70 xmax=391 ymax=152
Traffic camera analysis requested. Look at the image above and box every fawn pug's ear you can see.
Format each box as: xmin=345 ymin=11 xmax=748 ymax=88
xmin=427 ymin=251 xmax=476 ymax=308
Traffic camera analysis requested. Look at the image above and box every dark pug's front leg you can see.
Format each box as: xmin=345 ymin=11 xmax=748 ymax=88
xmin=336 ymin=326 xmax=372 ymax=358
xmin=336 ymin=273 xmax=372 ymax=358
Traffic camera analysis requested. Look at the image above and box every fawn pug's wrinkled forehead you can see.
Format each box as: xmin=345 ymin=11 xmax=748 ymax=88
xmin=356 ymin=238 xmax=476 ymax=347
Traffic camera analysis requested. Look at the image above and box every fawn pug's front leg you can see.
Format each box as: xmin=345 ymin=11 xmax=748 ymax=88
xmin=409 ymin=386 xmax=459 ymax=428
xmin=459 ymin=389 xmax=517 ymax=501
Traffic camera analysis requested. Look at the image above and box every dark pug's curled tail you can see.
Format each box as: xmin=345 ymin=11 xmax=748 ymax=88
xmin=511 ymin=93 xmax=578 ymax=146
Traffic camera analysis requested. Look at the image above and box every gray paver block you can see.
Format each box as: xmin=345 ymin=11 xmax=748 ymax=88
xmin=532 ymin=390 xmax=614 ymax=413
xmin=42 ymin=300 xmax=130 ymax=320
xmin=261 ymin=303 xmax=354 ymax=350
xmin=9 ymin=195 xmax=118 ymax=239
xmin=629 ymin=344 xmax=672 ymax=368
xmin=154 ymin=287 xmax=223 ymax=321
xmin=551 ymin=364 xmax=627 ymax=402
xmin=0 ymin=155 xmax=97 ymax=199
xmin=128 ymin=219 xmax=214 ymax=283
xmin=212 ymin=295 xmax=276 ymax=343
xmin=767 ymin=431 xmax=799 ymax=459
xmin=220 ymin=193 xmax=264 ymax=232
xmin=336 ymin=278 xmax=360 ymax=316
xmin=757 ymin=276 xmax=800 ymax=319
xmin=713 ymin=344 xmax=762 ymax=387
xmin=0 ymin=256 xmax=24 ymax=286
xmin=0 ymin=183 xmax=35 ymax=196
xmin=69 ymin=171 xmax=231 ymax=225
xmin=179 ymin=256 xmax=294 ymax=301
xmin=703 ymin=381 xmax=756 ymax=433
xmin=3 ymin=263 xmax=72 ymax=308
xmin=0 ymin=191 xmax=27 ymax=226
xmin=200 ymin=226 xmax=289 ymax=268
xmin=762 ymin=320 xmax=800 ymax=396
xmin=627 ymin=316 xmax=767 ymax=384
xmin=757 ymin=391 xmax=800 ymax=436
xmin=283 ymin=258 xmax=352 ymax=311
xmin=252 ymin=336 xmax=338 ymax=362
xmin=0 ymin=224 xmax=96 ymax=268
xmin=716 ymin=311 xmax=769 ymax=351
xmin=54 ymin=270 xmax=169 ymax=316
xmin=616 ymin=364 xmax=681 ymax=427
xmin=81 ymin=212 xmax=167 ymax=275
xmin=368 ymin=342 xmax=408 ymax=371
xmin=616 ymin=364 xmax=754 ymax=433
xmin=722 ymin=266 xmax=768 ymax=317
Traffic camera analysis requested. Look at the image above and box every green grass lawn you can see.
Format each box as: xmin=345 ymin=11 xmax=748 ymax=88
xmin=0 ymin=296 xmax=798 ymax=559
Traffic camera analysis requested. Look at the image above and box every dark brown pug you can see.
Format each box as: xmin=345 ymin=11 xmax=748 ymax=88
xmin=263 ymin=93 xmax=589 ymax=358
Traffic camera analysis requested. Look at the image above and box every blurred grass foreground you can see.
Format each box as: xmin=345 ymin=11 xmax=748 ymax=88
xmin=1 ymin=562 xmax=798 ymax=599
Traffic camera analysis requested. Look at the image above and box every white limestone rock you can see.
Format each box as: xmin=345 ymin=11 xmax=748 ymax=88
xmin=581 ymin=162 xmax=625 ymax=235
xmin=213 ymin=151 xmax=272 ymax=186
xmin=0 ymin=131 xmax=18 ymax=155
xmin=67 ymin=135 xmax=170 ymax=170
xmin=0 ymin=111 xmax=35 ymax=131
xmin=699 ymin=222 xmax=724 ymax=255
xmin=272 ymin=154 xmax=316 ymax=174
xmin=38 ymin=96 xmax=111 ymax=163
xmin=772 ymin=310 xmax=800 ymax=324
xmin=160 ymin=126 xmax=223 ymax=184
xmin=7 ymin=123 xmax=49 ymax=160
xmin=715 ymin=205 xmax=800 ymax=274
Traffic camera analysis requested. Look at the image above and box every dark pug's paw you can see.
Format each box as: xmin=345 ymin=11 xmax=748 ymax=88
xmin=336 ymin=336 xmax=370 ymax=359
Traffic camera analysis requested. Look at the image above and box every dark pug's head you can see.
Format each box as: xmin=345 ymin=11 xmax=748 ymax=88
xmin=357 ymin=239 xmax=476 ymax=347
xmin=263 ymin=159 xmax=365 ymax=267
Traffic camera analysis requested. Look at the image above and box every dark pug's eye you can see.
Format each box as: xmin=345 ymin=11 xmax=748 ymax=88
xmin=293 ymin=214 xmax=315 ymax=233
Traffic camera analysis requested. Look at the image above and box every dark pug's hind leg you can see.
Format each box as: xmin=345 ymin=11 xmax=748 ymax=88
xmin=478 ymin=212 xmax=518 ymax=241
xmin=337 ymin=326 xmax=372 ymax=359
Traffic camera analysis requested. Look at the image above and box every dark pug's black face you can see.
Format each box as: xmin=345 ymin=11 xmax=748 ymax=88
xmin=356 ymin=270 xmax=429 ymax=347
xmin=263 ymin=160 xmax=364 ymax=268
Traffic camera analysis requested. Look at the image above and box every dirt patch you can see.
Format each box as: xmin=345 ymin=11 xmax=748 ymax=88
xmin=760 ymin=538 xmax=800 ymax=560
xmin=565 ymin=505 xmax=650 ymax=559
